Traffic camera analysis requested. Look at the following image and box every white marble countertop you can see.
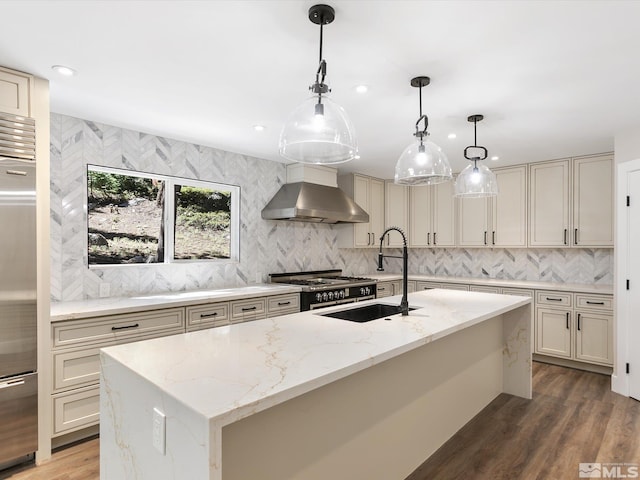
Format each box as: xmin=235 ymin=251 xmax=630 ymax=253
xmin=101 ymin=289 xmax=531 ymax=427
xmin=50 ymin=284 xmax=301 ymax=322
xmin=369 ymin=273 xmax=613 ymax=295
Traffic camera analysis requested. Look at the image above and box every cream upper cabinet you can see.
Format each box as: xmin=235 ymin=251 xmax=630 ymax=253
xmin=409 ymin=185 xmax=432 ymax=247
xmin=529 ymin=156 xmax=613 ymax=248
xmin=409 ymin=182 xmax=455 ymax=248
xmin=384 ymin=181 xmax=408 ymax=247
xmin=457 ymin=196 xmax=490 ymax=246
xmin=529 ymin=159 xmax=571 ymax=247
xmin=337 ymin=174 xmax=385 ymax=248
xmin=458 ymin=165 xmax=527 ymax=248
xmin=572 ymin=155 xmax=614 ymax=247
xmin=0 ymin=67 xmax=32 ymax=117
xmin=492 ymin=166 xmax=527 ymax=247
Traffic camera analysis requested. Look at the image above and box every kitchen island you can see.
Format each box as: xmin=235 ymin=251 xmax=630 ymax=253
xmin=100 ymin=289 xmax=532 ymax=480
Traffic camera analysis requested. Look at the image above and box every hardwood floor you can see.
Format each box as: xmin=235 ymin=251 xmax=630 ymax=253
xmin=407 ymin=362 xmax=640 ymax=480
xmin=0 ymin=437 xmax=98 ymax=480
xmin=1 ymin=363 xmax=638 ymax=480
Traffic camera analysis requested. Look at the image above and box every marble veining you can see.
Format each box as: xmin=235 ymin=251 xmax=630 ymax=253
xmin=100 ymin=289 xmax=532 ymax=480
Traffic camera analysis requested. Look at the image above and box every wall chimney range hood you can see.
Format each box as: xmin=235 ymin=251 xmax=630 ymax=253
xmin=261 ymin=164 xmax=369 ymax=224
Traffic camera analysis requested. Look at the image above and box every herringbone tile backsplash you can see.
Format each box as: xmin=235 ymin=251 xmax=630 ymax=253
xmin=50 ymin=114 xmax=613 ymax=302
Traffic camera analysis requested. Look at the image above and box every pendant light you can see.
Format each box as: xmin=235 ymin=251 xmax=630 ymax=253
xmin=454 ymin=115 xmax=498 ymax=197
xmin=279 ymin=4 xmax=357 ymax=164
xmin=395 ymin=76 xmax=452 ymax=185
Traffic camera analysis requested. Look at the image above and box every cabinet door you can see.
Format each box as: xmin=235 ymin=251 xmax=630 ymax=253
xmin=353 ymin=175 xmax=371 ymax=247
xmin=409 ymin=186 xmax=432 ymax=247
xmin=369 ymin=178 xmax=385 ymax=247
xmin=376 ymin=281 xmax=394 ymax=298
xmin=535 ymin=307 xmax=572 ymax=358
xmin=0 ymin=68 xmax=31 ymax=117
xmin=385 ymin=181 xmax=408 ymax=247
xmin=457 ymin=197 xmax=490 ymax=246
xmin=492 ymin=166 xmax=527 ymax=247
xmin=572 ymin=155 xmax=614 ymax=247
xmin=575 ymin=311 xmax=613 ymax=365
xmin=432 ymin=181 xmax=455 ymax=247
xmin=529 ymin=160 xmax=570 ymax=247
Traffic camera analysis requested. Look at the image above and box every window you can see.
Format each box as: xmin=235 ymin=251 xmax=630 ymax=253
xmin=87 ymin=165 xmax=239 ymax=265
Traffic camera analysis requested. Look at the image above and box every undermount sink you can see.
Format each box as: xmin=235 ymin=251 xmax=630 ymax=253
xmin=320 ymin=303 xmax=417 ymax=323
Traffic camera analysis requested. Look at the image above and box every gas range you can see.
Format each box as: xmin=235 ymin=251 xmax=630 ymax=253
xmin=269 ymin=270 xmax=377 ymax=310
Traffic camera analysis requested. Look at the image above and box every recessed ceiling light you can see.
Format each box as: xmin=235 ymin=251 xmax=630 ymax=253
xmin=491 ymin=156 xmax=499 ymax=161
xmin=447 ymin=133 xmax=456 ymax=139
xmin=253 ymin=125 xmax=266 ymax=132
xmin=355 ymin=85 xmax=368 ymax=94
xmin=51 ymin=65 xmax=77 ymax=76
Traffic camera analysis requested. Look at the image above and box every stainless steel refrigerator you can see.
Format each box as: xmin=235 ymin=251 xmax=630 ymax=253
xmin=0 ymin=113 xmax=38 ymax=469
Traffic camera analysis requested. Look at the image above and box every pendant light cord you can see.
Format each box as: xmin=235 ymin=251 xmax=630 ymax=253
xmin=415 ymin=84 xmax=429 ymax=141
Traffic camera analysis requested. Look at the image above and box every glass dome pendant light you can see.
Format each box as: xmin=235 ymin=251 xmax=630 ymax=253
xmin=454 ymin=114 xmax=498 ymax=197
xmin=279 ymin=4 xmax=357 ymax=165
xmin=395 ymin=76 xmax=452 ymax=185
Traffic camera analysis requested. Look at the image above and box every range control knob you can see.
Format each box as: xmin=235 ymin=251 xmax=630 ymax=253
xmin=339 ymin=290 xmax=345 ymax=299
xmin=322 ymin=292 xmax=329 ymax=302
xmin=316 ymin=293 xmax=322 ymax=302
xmin=328 ymin=291 xmax=334 ymax=300
xmin=360 ymin=288 xmax=365 ymax=296
xmin=365 ymin=287 xmax=371 ymax=295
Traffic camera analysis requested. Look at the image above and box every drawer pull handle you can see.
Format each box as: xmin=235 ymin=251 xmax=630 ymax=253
xmin=111 ymin=323 xmax=139 ymax=331
xmin=586 ymin=301 xmax=605 ymax=305
xmin=574 ymin=228 xmax=578 ymax=245
xmin=200 ymin=312 xmax=219 ymax=318
xmin=577 ymin=313 xmax=581 ymax=331
xmin=566 ymin=312 xmax=570 ymax=329
xmin=484 ymin=231 xmax=487 ymax=245
xmin=433 ymin=232 xmax=437 ymax=245
xmin=492 ymin=231 xmax=496 ymax=245
xmin=546 ymin=297 xmax=563 ymax=302
xmin=427 ymin=232 xmax=430 ymax=245
xmin=378 ymin=287 xmax=386 ymax=291
xmin=564 ymin=228 xmax=568 ymax=245
xmin=277 ymin=301 xmax=291 ymax=306
xmin=241 ymin=306 xmax=257 ymax=312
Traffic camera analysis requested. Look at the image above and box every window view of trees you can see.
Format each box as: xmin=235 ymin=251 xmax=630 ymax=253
xmin=87 ymin=167 xmax=235 ymax=265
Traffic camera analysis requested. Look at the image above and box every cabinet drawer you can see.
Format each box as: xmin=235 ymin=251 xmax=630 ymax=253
xmin=53 ymin=345 xmax=103 ymax=392
xmin=416 ymin=281 xmax=442 ymax=291
xmin=470 ymin=286 xmax=501 ymax=294
xmin=52 ymin=385 xmax=100 ymax=436
xmin=536 ymin=291 xmax=572 ymax=308
xmin=52 ymin=308 xmax=185 ymax=349
xmin=441 ymin=283 xmax=470 ymax=291
xmin=230 ymin=298 xmax=267 ymax=323
xmin=267 ymin=294 xmax=300 ymax=317
xmin=376 ymin=282 xmax=393 ymax=298
xmin=186 ymin=302 xmax=230 ymax=329
xmin=575 ymin=294 xmax=613 ymax=312
xmin=501 ymin=288 xmax=534 ymax=297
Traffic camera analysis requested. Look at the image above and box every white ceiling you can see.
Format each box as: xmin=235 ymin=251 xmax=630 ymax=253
xmin=1 ymin=0 xmax=638 ymax=178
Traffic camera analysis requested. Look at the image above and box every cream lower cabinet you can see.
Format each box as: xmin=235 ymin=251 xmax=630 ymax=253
xmin=409 ymin=182 xmax=455 ymax=248
xmin=337 ymin=174 xmax=385 ymax=248
xmin=376 ymin=280 xmax=416 ymax=298
xmin=534 ymin=291 xmax=612 ymax=366
xmin=51 ymin=308 xmax=186 ymax=438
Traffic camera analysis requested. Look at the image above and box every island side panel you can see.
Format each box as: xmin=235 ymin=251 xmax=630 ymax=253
xmin=502 ymin=303 xmax=533 ymax=399
xmin=221 ymin=315 xmax=505 ymax=480
xmin=100 ymin=351 xmax=214 ymax=480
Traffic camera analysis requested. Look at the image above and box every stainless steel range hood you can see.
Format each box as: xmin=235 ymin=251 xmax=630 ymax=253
xmin=261 ymin=164 xmax=369 ymax=224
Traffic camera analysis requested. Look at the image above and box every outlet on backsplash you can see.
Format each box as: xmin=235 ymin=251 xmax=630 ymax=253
xmin=99 ymin=283 xmax=111 ymax=298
